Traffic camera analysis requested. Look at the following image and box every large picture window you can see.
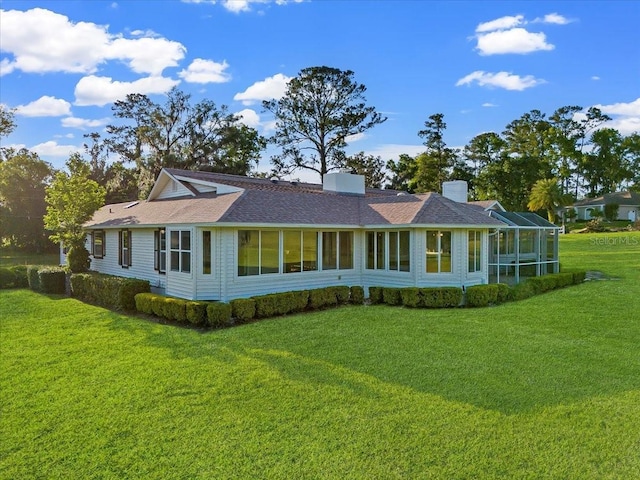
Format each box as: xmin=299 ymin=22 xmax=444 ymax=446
xmin=426 ymin=230 xmax=451 ymax=273
xmin=92 ymin=230 xmax=105 ymax=259
xmin=118 ymin=230 xmax=132 ymax=268
xmin=154 ymin=229 xmax=166 ymax=273
xmin=366 ymin=231 xmax=410 ymax=271
xmin=238 ymin=230 xmax=352 ymax=277
xmin=170 ymin=230 xmax=191 ymax=273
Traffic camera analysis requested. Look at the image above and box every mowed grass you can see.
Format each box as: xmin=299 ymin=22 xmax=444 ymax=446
xmin=1 ymin=232 xmax=640 ymax=479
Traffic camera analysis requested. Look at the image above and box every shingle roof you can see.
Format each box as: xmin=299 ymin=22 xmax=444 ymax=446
xmin=85 ymin=168 xmax=505 ymax=229
xmin=572 ymin=190 xmax=640 ymax=207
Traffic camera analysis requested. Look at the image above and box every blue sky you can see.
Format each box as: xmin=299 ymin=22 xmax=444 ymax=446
xmin=1 ymin=0 xmax=638 ymax=182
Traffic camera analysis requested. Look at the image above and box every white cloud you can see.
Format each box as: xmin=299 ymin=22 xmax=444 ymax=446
xmin=235 ymin=108 xmax=261 ymax=128
xmin=15 ymin=96 xmax=72 ymax=117
xmin=61 ymin=116 xmax=111 ymax=130
xmin=181 ymin=0 xmax=303 ymax=13
xmin=74 ymin=75 xmax=180 ymax=107
xmin=594 ymin=98 xmax=640 ymax=117
xmin=456 ymin=71 xmax=544 ymax=91
xmin=482 ymin=102 xmax=498 ymax=107
xmin=476 ymin=28 xmax=554 ymax=55
xmin=476 ymin=15 xmax=525 ymax=33
xmin=364 ymin=144 xmax=425 ymax=161
xmin=535 ymin=13 xmax=571 ymax=25
xmin=106 ymin=37 xmax=185 ymax=75
xmin=0 ymin=58 xmax=16 ymax=76
xmin=0 ymin=8 xmax=185 ymax=76
xmin=178 ymin=58 xmax=231 ymax=84
xmin=234 ymin=73 xmax=291 ymax=105
xmin=591 ymin=76 xmax=601 ymax=81
xmin=31 ymin=140 xmax=82 ymax=157
xmin=607 ymin=117 xmax=640 ymax=136
xmin=345 ymin=133 xmax=366 ymax=143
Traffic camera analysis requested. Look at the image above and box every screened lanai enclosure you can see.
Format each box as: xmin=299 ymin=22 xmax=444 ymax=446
xmin=487 ymin=211 xmax=560 ymax=285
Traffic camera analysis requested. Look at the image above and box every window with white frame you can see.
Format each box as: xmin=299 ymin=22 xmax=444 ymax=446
xmin=154 ymin=229 xmax=166 ymax=273
xmin=170 ymin=230 xmax=191 ymax=273
xmin=92 ymin=230 xmax=105 ymax=259
xmin=468 ymin=230 xmax=482 ymax=273
xmin=426 ymin=230 xmax=451 ymax=273
xmin=366 ymin=230 xmax=410 ymax=271
xmin=118 ymin=230 xmax=132 ymax=268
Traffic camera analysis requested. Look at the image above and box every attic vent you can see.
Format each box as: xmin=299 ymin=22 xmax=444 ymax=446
xmin=397 ymin=192 xmax=407 ymax=196
xmin=290 ymin=180 xmax=298 ymax=186
xmin=124 ymin=201 xmax=139 ymax=209
xmin=270 ymin=176 xmax=279 ymax=184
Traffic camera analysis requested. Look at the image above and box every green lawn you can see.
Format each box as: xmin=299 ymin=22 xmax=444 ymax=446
xmin=2 ymin=232 xmax=639 ymax=478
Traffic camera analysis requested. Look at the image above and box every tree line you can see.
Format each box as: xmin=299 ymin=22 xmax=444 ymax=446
xmin=1 ymin=65 xmax=638 ymax=254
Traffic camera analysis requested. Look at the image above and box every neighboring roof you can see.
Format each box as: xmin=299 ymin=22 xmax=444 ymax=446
xmin=572 ymin=190 xmax=640 ymax=207
xmin=85 ymin=168 xmax=506 ymax=229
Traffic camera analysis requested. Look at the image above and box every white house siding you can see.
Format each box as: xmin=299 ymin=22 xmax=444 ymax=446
xmin=89 ymin=229 xmax=166 ymax=289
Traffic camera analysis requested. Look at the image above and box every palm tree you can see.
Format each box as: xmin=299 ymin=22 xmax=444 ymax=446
xmin=527 ymin=178 xmax=564 ymax=223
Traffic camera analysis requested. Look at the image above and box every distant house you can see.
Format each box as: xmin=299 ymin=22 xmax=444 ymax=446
xmin=72 ymin=169 xmax=559 ymax=301
xmin=569 ymin=191 xmax=640 ymax=221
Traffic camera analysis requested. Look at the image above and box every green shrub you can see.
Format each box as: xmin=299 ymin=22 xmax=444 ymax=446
xmin=421 ymin=287 xmax=463 ymax=308
xmin=151 ymin=296 xmax=167 ymax=317
xmin=309 ymin=288 xmax=336 ymax=310
xmin=466 ymin=284 xmax=498 ymax=308
xmin=382 ymin=287 xmax=402 ymax=306
xmin=165 ymin=297 xmax=187 ymax=322
xmin=253 ymin=294 xmax=277 ymax=318
xmin=556 ymin=272 xmax=574 ymax=288
xmin=273 ymin=292 xmax=294 ymax=315
xmin=350 ymin=286 xmax=365 ymax=305
xmin=207 ymin=302 xmax=232 ymax=327
xmin=135 ymin=293 xmax=155 ymax=315
xmin=0 ymin=267 xmax=16 ymax=289
xmin=69 ymin=272 xmax=150 ymax=311
xmin=291 ymin=290 xmax=310 ymax=312
xmin=368 ymin=286 xmax=383 ymax=304
xmin=332 ymin=286 xmax=351 ymax=304
xmin=572 ymin=271 xmax=586 ymax=284
xmin=400 ymin=288 xmax=421 ymax=308
xmin=186 ymin=301 xmax=209 ymax=326
xmin=10 ymin=265 xmax=29 ymax=288
xmin=27 ymin=266 xmax=41 ymax=292
xmin=38 ymin=267 xmax=66 ymax=294
xmin=496 ymin=283 xmax=510 ymax=303
xmin=509 ymin=282 xmax=535 ymax=301
xmin=231 ymin=298 xmax=256 ymax=323
xmin=66 ymin=245 xmax=91 ymax=273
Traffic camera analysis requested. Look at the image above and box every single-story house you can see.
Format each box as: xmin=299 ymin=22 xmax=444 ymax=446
xmin=73 ymin=169 xmax=559 ymax=301
xmin=568 ymin=191 xmax=639 ymax=221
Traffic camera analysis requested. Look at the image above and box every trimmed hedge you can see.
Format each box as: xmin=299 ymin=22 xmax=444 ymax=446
xmin=330 ymin=286 xmax=351 ymax=304
xmin=207 ymin=302 xmax=232 ymax=327
xmin=70 ymin=272 xmax=150 ymax=311
xmin=0 ymin=265 xmax=29 ymax=289
xmin=231 ymin=298 xmax=256 ymax=323
xmin=38 ymin=267 xmax=66 ymax=294
xmin=466 ymin=284 xmax=499 ymax=308
xmin=309 ymin=288 xmax=337 ymax=310
xmin=27 ymin=266 xmax=41 ymax=292
xmin=350 ymin=286 xmax=365 ymax=305
xmin=421 ymin=287 xmax=463 ymax=308
xmin=400 ymin=288 xmax=421 ymax=308
xmin=496 ymin=283 xmax=510 ymax=303
xmin=134 ymin=292 xmax=155 ymax=315
xmin=368 ymin=286 xmax=383 ymax=304
xmin=382 ymin=287 xmax=402 ymax=306
xmin=186 ymin=301 xmax=209 ymax=326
